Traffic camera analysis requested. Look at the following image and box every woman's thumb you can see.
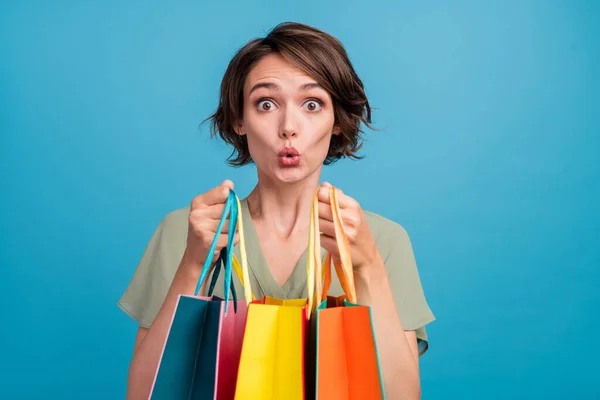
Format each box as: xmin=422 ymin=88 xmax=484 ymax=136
xmin=221 ymin=179 xmax=235 ymax=190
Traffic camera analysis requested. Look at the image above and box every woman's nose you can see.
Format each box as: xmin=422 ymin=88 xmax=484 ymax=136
xmin=279 ymin=109 xmax=299 ymax=139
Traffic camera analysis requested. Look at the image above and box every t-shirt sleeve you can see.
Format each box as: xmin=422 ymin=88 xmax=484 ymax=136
xmin=117 ymin=210 xmax=187 ymax=328
xmin=379 ymin=221 xmax=436 ymax=356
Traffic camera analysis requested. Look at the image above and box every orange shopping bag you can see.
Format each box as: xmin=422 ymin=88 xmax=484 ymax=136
xmin=311 ymin=187 xmax=386 ymax=400
xmin=233 ymin=191 xmax=322 ymax=400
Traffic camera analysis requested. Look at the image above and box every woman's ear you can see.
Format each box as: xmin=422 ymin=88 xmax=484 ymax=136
xmin=233 ymin=121 xmax=246 ymax=136
xmin=332 ymin=125 xmax=342 ymax=136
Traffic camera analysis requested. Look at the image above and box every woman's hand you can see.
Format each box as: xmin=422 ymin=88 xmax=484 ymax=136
xmin=317 ymin=182 xmax=378 ymax=272
xmin=182 ymin=179 xmax=239 ymax=270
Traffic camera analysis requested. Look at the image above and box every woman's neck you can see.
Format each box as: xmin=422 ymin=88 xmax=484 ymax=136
xmin=246 ymin=169 xmax=321 ymax=240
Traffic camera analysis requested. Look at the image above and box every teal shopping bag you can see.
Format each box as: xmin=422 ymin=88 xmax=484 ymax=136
xmin=148 ymin=190 xmax=250 ymax=400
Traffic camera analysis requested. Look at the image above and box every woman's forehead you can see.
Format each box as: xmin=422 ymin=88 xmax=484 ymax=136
xmin=245 ymin=54 xmax=317 ymax=92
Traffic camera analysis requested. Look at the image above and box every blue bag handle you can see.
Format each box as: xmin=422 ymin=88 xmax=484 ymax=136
xmin=194 ymin=190 xmax=239 ymax=313
xmin=223 ymin=192 xmax=238 ymax=313
xmin=207 ymin=249 xmax=238 ymax=312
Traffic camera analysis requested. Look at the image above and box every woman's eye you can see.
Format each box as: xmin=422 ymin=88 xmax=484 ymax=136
xmin=304 ymin=100 xmax=322 ymax=112
xmin=257 ymin=100 xmax=275 ymax=111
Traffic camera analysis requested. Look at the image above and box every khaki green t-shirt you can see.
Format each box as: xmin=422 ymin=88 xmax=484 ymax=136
xmin=118 ymin=198 xmax=435 ymax=355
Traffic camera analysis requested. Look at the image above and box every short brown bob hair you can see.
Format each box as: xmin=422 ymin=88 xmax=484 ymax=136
xmin=206 ymin=22 xmax=373 ymax=166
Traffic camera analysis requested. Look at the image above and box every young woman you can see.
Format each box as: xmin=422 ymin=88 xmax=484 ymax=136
xmin=118 ymin=22 xmax=435 ymax=399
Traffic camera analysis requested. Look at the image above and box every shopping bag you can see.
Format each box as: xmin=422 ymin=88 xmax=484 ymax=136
xmin=233 ymin=191 xmax=322 ymax=400
xmin=233 ymin=296 xmax=309 ymax=400
xmin=149 ymin=190 xmax=251 ymax=400
xmin=312 ymin=187 xmax=386 ymax=400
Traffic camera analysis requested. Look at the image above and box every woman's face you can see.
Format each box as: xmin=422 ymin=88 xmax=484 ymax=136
xmin=237 ymin=53 xmax=340 ymax=184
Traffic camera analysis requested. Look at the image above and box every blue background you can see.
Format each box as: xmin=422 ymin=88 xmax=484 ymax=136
xmin=1 ymin=1 xmax=598 ymax=399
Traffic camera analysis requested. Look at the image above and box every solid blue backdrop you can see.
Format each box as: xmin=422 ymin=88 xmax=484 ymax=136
xmin=1 ymin=1 xmax=598 ymax=399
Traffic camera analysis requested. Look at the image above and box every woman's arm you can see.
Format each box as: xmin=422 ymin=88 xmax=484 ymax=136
xmin=317 ymin=183 xmax=426 ymax=400
xmin=125 ymin=256 xmax=202 ymax=400
xmin=354 ymin=254 xmax=422 ymax=400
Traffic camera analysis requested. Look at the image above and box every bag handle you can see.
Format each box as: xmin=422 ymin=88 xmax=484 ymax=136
xmin=232 ymin=256 xmax=256 ymax=301
xmin=235 ymin=195 xmax=254 ymax=304
xmin=314 ymin=186 xmax=357 ymax=305
xmin=206 ymin=248 xmax=237 ymax=301
xmin=330 ymin=187 xmax=357 ymax=303
xmin=194 ymin=190 xmax=252 ymax=312
xmin=306 ymin=188 xmax=321 ymax=319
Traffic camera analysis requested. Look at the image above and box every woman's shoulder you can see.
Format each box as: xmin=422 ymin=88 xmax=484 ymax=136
xmin=157 ymin=206 xmax=190 ymax=231
xmin=361 ymin=209 xmax=418 ymax=262
xmin=363 ymin=210 xmax=410 ymax=243
xmin=146 ymin=206 xmax=190 ymax=249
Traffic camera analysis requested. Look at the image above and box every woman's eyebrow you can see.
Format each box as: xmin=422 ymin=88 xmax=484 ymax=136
xmin=248 ymin=81 xmax=324 ymax=96
xmin=249 ymin=82 xmax=280 ymax=95
xmin=299 ymin=82 xmax=323 ymax=91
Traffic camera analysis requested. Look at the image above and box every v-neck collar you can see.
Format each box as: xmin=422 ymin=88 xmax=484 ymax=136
xmin=239 ymin=197 xmax=309 ymax=300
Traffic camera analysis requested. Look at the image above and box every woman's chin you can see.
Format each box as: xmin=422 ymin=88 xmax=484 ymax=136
xmin=274 ymin=168 xmax=306 ymax=184
xmin=256 ymin=162 xmax=319 ymax=185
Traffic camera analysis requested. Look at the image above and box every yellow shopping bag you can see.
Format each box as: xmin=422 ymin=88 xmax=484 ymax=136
xmin=233 ymin=191 xmax=321 ymax=400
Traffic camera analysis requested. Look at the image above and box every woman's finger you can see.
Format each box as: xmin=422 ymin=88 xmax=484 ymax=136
xmin=203 ymin=203 xmax=227 ymax=219
xmin=212 ymin=218 xmax=243 ymax=234
xmin=318 ymin=201 xmax=334 ymax=222
xmin=215 ymin=232 xmax=236 ymax=249
xmin=319 ymin=235 xmax=339 ymax=257
xmin=319 ymin=218 xmax=336 ymax=238
xmin=318 ymin=183 xmax=356 ymax=210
